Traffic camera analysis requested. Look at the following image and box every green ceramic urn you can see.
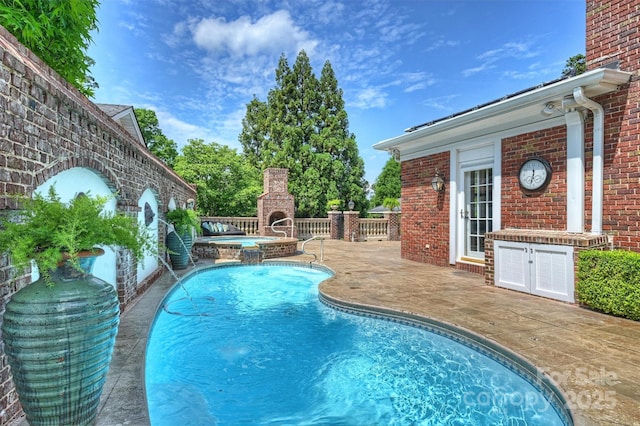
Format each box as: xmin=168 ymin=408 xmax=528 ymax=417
xmin=1 ymin=254 xmax=120 ymax=426
xmin=166 ymin=229 xmax=193 ymax=270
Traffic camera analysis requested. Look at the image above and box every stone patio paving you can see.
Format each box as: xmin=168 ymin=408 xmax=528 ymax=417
xmin=13 ymin=239 xmax=635 ymax=425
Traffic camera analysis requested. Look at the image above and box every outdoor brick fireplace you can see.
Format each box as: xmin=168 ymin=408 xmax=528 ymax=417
xmin=257 ymin=168 xmax=295 ymax=237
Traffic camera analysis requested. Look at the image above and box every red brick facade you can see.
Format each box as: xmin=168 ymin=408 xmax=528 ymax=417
xmin=587 ymin=0 xmax=640 ymax=250
xmin=401 ymin=152 xmax=450 ymax=266
xmin=501 ymin=126 xmax=569 ymax=230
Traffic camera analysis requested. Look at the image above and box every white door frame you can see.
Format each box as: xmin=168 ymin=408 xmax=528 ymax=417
xmin=452 ymin=141 xmax=501 ymax=265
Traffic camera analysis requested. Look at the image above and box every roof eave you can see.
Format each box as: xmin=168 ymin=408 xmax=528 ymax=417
xmin=373 ymin=68 xmax=632 ymax=154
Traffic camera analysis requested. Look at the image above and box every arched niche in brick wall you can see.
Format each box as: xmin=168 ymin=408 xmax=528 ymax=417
xmin=137 ymin=188 xmax=159 ymax=284
xmin=34 ymin=167 xmax=118 ymax=286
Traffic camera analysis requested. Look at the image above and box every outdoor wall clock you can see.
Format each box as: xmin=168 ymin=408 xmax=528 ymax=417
xmin=518 ymin=157 xmax=552 ymax=192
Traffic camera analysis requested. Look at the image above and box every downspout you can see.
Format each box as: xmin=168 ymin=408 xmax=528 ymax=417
xmin=572 ymin=87 xmax=604 ymax=235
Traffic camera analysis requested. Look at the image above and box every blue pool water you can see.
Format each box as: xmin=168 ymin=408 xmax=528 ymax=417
xmin=145 ymin=264 xmax=570 ymax=425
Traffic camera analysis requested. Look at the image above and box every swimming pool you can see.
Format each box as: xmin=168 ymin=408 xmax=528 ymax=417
xmin=145 ymin=263 xmax=571 ymax=425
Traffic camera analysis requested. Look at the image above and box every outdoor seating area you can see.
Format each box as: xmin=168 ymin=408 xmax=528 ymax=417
xmin=200 ymin=220 xmax=246 ymax=236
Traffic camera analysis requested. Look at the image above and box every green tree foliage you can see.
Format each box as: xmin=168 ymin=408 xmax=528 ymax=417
xmin=0 ymin=0 xmax=99 ymax=97
xmin=561 ymin=54 xmax=586 ymax=77
xmin=134 ymin=108 xmax=178 ymax=167
xmin=240 ymin=51 xmax=367 ymax=217
xmin=370 ymin=158 xmax=401 ymax=208
xmin=173 ymin=139 xmax=261 ymax=216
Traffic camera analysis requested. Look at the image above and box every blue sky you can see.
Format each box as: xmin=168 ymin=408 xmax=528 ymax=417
xmin=88 ymin=0 xmax=585 ymax=186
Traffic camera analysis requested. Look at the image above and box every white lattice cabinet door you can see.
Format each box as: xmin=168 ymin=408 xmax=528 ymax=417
xmin=494 ymin=241 xmax=530 ymax=293
xmin=494 ymin=241 xmax=574 ymax=303
xmin=530 ymin=244 xmax=574 ymax=302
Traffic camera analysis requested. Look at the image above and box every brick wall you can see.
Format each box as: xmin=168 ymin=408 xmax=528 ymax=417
xmin=400 ymin=152 xmax=450 ymax=266
xmin=501 ymin=126 xmax=569 ymax=229
xmin=587 ymin=0 xmax=640 ymax=250
xmin=0 ymin=26 xmax=195 ymax=424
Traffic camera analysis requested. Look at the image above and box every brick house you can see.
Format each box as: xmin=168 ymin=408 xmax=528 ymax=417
xmin=374 ymin=0 xmax=639 ymax=303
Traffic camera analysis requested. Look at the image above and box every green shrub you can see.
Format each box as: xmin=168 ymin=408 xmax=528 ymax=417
xmin=576 ymin=250 xmax=640 ymax=320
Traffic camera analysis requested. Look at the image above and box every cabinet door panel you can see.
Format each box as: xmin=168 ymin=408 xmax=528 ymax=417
xmin=531 ymin=244 xmax=574 ymax=303
xmin=494 ymin=241 xmax=530 ymax=292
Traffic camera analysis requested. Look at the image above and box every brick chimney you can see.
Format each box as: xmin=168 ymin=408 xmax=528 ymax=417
xmin=257 ymin=168 xmax=296 ymax=237
xmin=586 ymin=0 xmax=640 ymax=71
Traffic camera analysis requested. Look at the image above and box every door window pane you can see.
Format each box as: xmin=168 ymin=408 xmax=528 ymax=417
xmin=465 ymin=168 xmax=493 ymax=259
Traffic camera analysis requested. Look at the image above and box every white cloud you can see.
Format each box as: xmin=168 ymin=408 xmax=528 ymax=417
xmin=463 ymin=38 xmax=540 ymax=78
xmin=402 ymin=72 xmax=436 ymax=92
xmin=316 ymin=1 xmax=346 ymax=25
xmin=423 ymin=95 xmax=459 ymax=111
xmin=426 ymin=38 xmax=460 ymax=52
xmin=461 ymin=63 xmax=495 ymax=77
xmin=502 ymin=61 xmax=557 ymax=81
xmin=478 ymin=41 xmax=537 ymax=62
xmin=153 ymin=109 xmax=219 ymax=150
xmin=404 ymin=82 xmax=428 ymax=93
xmin=190 ymin=10 xmax=318 ymax=58
xmin=350 ymin=87 xmax=388 ymax=109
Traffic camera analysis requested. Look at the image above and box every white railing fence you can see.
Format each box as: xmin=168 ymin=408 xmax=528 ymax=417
xmin=296 ymin=218 xmax=331 ymax=240
xmin=359 ymin=218 xmax=388 ymax=241
xmin=202 ymin=217 xmax=331 ymax=239
xmin=202 ymin=215 xmax=398 ymax=241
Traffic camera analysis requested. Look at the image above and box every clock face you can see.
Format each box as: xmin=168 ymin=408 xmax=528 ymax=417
xmin=518 ymin=157 xmax=552 ymax=191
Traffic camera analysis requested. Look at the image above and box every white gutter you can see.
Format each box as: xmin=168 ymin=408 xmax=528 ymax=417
xmin=374 ymin=68 xmax=631 ymax=153
xmin=573 ymin=87 xmax=604 ymax=235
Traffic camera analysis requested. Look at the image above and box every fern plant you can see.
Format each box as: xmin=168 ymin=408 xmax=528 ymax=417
xmin=0 ymin=187 xmax=155 ymax=285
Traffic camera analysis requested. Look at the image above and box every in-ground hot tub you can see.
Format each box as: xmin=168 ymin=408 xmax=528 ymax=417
xmin=192 ymin=236 xmax=299 ymax=262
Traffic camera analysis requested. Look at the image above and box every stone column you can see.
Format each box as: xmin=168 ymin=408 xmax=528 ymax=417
xmin=329 ymin=210 xmax=341 ymax=240
xmin=343 ymin=211 xmax=360 ymax=242
xmin=385 ymin=212 xmax=401 ymax=241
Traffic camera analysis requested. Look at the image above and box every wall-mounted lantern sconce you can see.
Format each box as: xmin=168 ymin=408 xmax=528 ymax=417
xmin=348 ymin=200 xmax=355 ymax=211
xmin=431 ymin=169 xmax=445 ymax=192
xmin=389 ymin=147 xmax=400 ymax=162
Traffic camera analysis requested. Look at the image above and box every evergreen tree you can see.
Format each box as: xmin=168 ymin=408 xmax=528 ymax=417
xmin=239 ymin=51 xmax=367 ymax=217
xmin=173 ymin=139 xmax=261 ymax=216
xmin=134 ymin=108 xmax=178 ymax=167
xmin=371 ymin=158 xmax=401 ymax=208
xmin=561 ymin=54 xmax=586 ymax=77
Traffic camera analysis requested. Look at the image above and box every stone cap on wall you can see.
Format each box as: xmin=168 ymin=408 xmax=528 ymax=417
xmin=486 ymin=229 xmax=609 ymax=248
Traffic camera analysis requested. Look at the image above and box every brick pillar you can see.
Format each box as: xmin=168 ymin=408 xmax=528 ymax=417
xmin=329 ymin=211 xmax=341 ymax=240
xmin=117 ymin=204 xmax=141 ymax=307
xmin=343 ymin=211 xmax=360 ymax=242
xmin=385 ymin=212 xmax=401 ymax=241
